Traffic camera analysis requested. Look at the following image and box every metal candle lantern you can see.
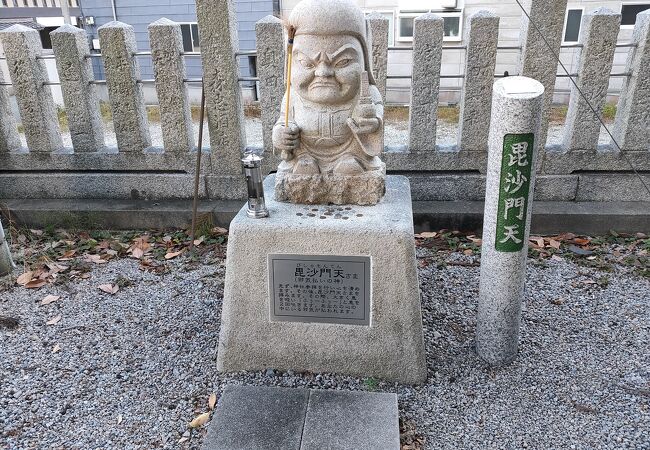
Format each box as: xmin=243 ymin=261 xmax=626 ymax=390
xmin=241 ymin=153 xmax=269 ymax=219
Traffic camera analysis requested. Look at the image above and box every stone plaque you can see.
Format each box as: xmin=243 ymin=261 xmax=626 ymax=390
xmin=268 ymin=254 xmax=371 ymax=325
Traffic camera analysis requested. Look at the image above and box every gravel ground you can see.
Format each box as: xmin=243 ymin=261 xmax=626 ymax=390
xmin=17 ymin=117 xmax=614 ymax=150
xmin=1 ymin=240 xmax=648 ymax=449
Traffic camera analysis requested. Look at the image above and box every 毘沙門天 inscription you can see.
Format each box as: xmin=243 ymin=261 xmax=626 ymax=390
xmin=495 ymin=133 xmax=535 ymax=252
xmin=268 ymin=254 xmax=371 ymax=326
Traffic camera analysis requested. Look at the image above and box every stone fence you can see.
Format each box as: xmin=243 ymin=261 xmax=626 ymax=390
xmin=0 ymin=0 xmax=648 ymax=207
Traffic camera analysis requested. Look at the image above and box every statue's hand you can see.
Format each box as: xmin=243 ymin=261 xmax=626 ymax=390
xmin=348 ymin=103 xmax=380 ymax=135
xmin=273 ymin=122 xmax=300 ymax=160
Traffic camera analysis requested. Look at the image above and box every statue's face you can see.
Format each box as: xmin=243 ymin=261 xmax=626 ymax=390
xmin=292 ymin=35 xmax=363 ymax=105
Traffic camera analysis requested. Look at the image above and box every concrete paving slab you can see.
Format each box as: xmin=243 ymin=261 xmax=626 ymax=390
xmin=202 ymin=385 xmax=309 ymax=450
xmin=300 ymin=390 xmax=400 ymax=450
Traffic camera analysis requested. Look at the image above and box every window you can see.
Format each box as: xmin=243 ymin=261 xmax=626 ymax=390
xmin=365 ymin=11 xmax=395 ymax=46
xmin=397 ymin=10 xmax=463 ymax=42
xmin=180 ymin=23 xmax=200 ymax=52
xmin=621 ymin=3 xmax=650 ymax=26
xmin=563 ymin=8 xmax=583 ymax=43
xmin=39 ymin=26 xmax=59 ymax=50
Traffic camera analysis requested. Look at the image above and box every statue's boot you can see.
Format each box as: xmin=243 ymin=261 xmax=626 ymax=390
xmin=333 ymin=156 xmax=364 ymax=175
xmin=292 ymin=155 xmax=320 ymax=175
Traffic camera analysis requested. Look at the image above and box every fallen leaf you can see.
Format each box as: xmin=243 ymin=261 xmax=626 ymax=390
xmin=165 ymin=249 xmax=184 ymax=260
xmin=212 ymin=227 xmax=228 ymax=236
xmin=86 ymin=254 xmax=107 ymax=265
xmin=16 ymin=271 xmax=34 ymax=286
xmin=189 ymin=412 xmax=211 ymax=428
xmin=463 ymin=249 xmax=473 ymax=256
xmin=52 ymin=344 xmax=61 ymax=353
xmin=81 ymin=273 xmax=91 ymax=279
xmin=415 ymin=232 xmax=437 ymax=238
xmin=573 ymin=238 xmax=591 ymax=245
xmin=178 ymin=437 xmax=189 ymax=444
xmin=193 ymin=236 xmax=205 ymax=246
xmin=117 ymin=414 xmax=123 ymax=425
xmin=581 ymin=279 xmax=597 ymax=285
xmin=46 ymin=315 xmax=61 ymax=326
xmin=208 ymin=393 xmax=217 ymax=410
xmin=550 ymin=298 xmax=565 ymax=305
xmin=548 ymin=239 xmax=561 ymax=250
xmin=98 ymin=284 xmax=119 ymax=295
xmin=25 ymin=279 xmax=47 ymax=289
xmin=131 ymin=247 xmax=145 ymax=259
xmin=551 ymin=255 xmax=564 ymax=262
xmin=41 ymin=295 xmax=60 ymax=305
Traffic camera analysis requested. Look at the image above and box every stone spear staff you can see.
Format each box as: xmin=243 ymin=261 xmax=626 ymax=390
xmin=281 ymin=25 xmax=297 ymax=161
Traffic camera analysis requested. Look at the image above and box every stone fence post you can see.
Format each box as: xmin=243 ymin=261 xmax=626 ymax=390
xmin=458 ymin=11 xmax=499 ymax=153
xmin=98 ymin=21 xmax=151 ymax=153
xmin=149 ymin=18 xmax=194 ymax=153
xmin=51 ymin=24 xmax=105 ymax=152
xmin=518 ymin=0 xmax=568 ymax=150
xmin=255 ymin=15 xmax=284 ymax=161
xmin=0 ymin=70 xmax=20 ymax=153
xmin=408 ymin=14 xmax=443 ymax=152
xmin=477 ymin=76 xmax=544 ymax=365
xmin=562 ymin=8 xmax=620 ymax=152
xmin=612 ymin=10 xmax=650 ymax=151
xmin=196 ymin=0 xmax=246 ymax=174
xmin=0 ymin=25 xmax=63 ymax=153
xmin=367 ymin=13 xmax=389 ymax=100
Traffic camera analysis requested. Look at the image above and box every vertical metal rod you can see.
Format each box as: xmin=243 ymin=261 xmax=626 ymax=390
xmin=190 ymin=82 xmax=206 ymax=249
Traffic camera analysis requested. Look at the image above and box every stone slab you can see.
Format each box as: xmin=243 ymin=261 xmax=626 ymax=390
xmin=202 ymin=385 xmax=309 ymax=450
xmin=301 ymin=390 xmax=400 ymax=450
xmin=202 ymin=386 xmax=400 ymax=450
xmin=217 ymin=174 xmax=427 ymax=384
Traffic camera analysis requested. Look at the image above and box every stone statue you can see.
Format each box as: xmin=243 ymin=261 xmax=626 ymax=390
xmin=273 ymin=0 xmax=386 ymax=205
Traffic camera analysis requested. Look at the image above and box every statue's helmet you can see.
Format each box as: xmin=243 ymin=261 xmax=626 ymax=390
xmin=289 ymin=0 xmax=376 ymax=85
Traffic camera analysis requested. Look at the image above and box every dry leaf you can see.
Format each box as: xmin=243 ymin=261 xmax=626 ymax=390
xmin=416 ymin=232 xmax=437 ymax=238
xmin=189 ymin=412 xmax=211 ymax=428
xmin=52 ymin=344 xmax=61 ymax=353
xmin=212 ymin=227 xmax=228 ymax=236
xmin=165 ymin=250 xmax=184 ymax=260
xmin=463 ymin=249 xmax=473 ymax=256
xmin=551 ymin=255 xmax=564 ymax=262
xmin=549 ymin=239 xmax=561 ymax=250
xmin=41 ymin=295 xmax=60 ymax=305
xmin=131 ymin=247 xmax=145 ymax=259
xmin=46 ymin=315 xmax=61 ymax=326
xmin=178 ymin=437 xmax=189 ymax=444
xmin=194 ymin=236 xmax=205 ymax=246
xmin=16 ymin=271 xmax=34 ymax=286
xmin=86 ymin=254 xmax=108 ymax=265
xmin=117 ymin=414 xmax=123 ymax=425
xmin=98 ymin=284 xmax=119 ymax=295
xmin=81 ymin=273 xmax=91 ymax=279
xmin=208 ymin=393 xmax=217 ymax=410
xmin=25 ymin=279 xmax=47 ymax=289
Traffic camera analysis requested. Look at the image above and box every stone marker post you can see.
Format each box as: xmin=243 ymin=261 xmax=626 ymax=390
xmin=0 ymin=70 xmax=21 ymax=153
xmin=477 ymin=76 xmax=544 ymax=365
xmin=0 ymin=25 xmax=64 ymax=153
xmin=0 ymin=219 xmax=15 ymax=276
xmin=366 ymin=13 xmax=389 ymax=100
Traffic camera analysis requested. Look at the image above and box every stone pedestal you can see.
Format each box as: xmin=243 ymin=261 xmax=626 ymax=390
xmin=218 ymin=175 xmax=427 ymax=384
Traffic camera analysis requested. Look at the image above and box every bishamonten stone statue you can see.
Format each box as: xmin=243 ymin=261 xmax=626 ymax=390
xmin=273 ymin=0 xmax=386 ymax=205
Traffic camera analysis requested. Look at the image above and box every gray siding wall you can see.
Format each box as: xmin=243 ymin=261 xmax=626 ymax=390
xmin=80 ymin=0 xmax=273 ymax=80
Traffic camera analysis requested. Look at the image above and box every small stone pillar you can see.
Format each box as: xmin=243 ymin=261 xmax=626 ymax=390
xmin=51 ymin=24 xmax=105 ymax=152
xmin=562 ymin=8 xmax=621 ymax=152
xmin=612 ymin=10 xmax=650 ymax=151
xmin=477 ymin=76 xmax=544 ymax=365
xmin=98 ymin=21 xmax=151 ymax=153
xmin=458 ymin=11 xmax=499 ymax=153
xmin=255 ymin=15 xmax=285 ymax=157
xmin=408 ymin=13 xmax=443 ymax=152
xmin=0 ymin=71 xmax=21 ymax=153
xmin=148 ymin=18 xmax=194 ymax=153
xmin=0 ymin=219 xmax=15 ymax=276
xmin=367 ymin=12 xmax=389 ymax=100
xmin=0 ymin=25 xmax=64 ymax=153
xmin=196 ymin=0 xmax=246 ymax=174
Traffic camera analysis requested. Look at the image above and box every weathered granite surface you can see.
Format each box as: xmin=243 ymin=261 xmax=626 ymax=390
xmin=408 ymin=14 xmax=443 ymax=153
xmin=612 ymin=10 xmax=650 ymax=151
xmin=477 ymin=76 xmax=544 ymax=365
xmin=51 ymin=25 xmax=104 ymax=153
xmin=218 ymin=175 xmax=427 ymax=384
xmin=98 ymin=21 xmax=151 ymax=153
xmin=367 ymin=12 xmax=389 ymax=99
xmin=272 ymin=0 xmax=386 ymax=205
xmin=0 ymin=70 xmax=20 ymax=153
xmin=458 ymin=11 xmax=499 ymax=153
xmin=562 ymin=8 xmax=620 ymax=152
xmin=148 ymin=18 xmax=194 ymax=153
xmin=0 ymin=25 xmax=63 ymax=153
